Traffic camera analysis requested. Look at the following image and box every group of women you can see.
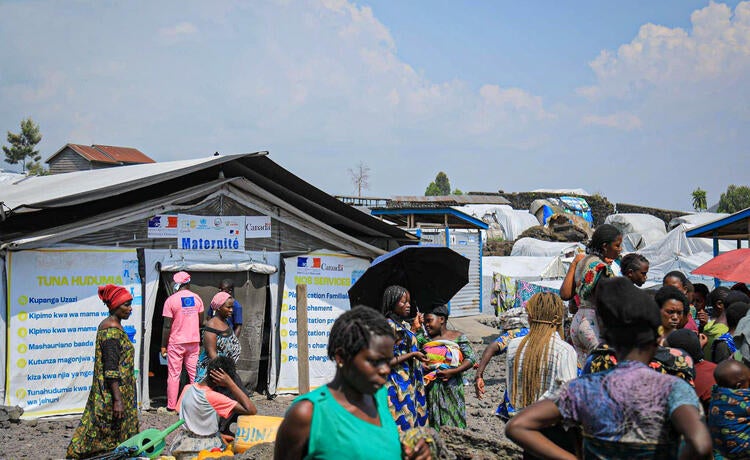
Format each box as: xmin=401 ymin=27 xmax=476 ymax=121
xmin=66 ymin=284 xmax=247 ymax=459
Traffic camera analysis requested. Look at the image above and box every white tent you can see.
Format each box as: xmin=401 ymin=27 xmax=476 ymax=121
xmin=510 ymin=237 xmax=584 ymax=257
xmin=482 ymin=256 xmax=568 ymax=312
xmin=453 ymin=205 xmax=538 ymax=241
xmin=668 ymin=212 xmax=730 ymax=231
xmin=605 ymin=213 xmax=667 ymax=252
xmin=639 ymin=223 xmax=738 ymax=284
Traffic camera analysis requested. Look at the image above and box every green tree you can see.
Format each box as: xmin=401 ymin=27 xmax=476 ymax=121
xmin=717 ymin=185 xmax=750 ymax=213
xmin=691 ymin=187 xmax=707 ymax=212
xmin=3 ymin=118 xmax=43 ymax=174
xmin=425 ymin=171 xmax=451 ymax=196
xmin=453 ymin=188 xmax=463 ymax=195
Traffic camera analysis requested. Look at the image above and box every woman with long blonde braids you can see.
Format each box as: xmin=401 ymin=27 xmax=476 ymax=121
xmin=497 ymin=292 xmax=577 ymax=458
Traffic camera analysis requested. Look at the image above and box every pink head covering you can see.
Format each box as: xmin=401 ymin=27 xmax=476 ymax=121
xmin=211 ymin=291 xmax=232 ymax=311
xmin=173 ymin=271 xmax=191 ymax=284
xmin=98 ymin=284 xmax=133 ymax=310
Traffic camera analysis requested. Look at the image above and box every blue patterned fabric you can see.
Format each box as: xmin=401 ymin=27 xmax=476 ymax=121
xmin=384 ymin=318 xmax=428 ymax=431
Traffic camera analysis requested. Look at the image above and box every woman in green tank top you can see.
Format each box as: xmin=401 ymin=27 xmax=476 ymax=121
xmin=274 ymin=306 xmax=431 ymax=460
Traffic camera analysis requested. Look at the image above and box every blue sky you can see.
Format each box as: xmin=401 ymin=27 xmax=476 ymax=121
xmin=1 ymin=0 xmax=748 ymax=211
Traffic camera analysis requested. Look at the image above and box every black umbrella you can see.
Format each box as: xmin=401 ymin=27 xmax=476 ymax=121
xmin=348 ymin=245 xmax=470 ymax=313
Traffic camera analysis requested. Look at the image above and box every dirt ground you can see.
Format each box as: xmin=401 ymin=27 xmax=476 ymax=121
xmin=0 ymin=321 xmax=521 ymax=460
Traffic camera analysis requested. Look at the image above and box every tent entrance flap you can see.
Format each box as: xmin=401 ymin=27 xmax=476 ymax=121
xmin=148 ymin=269 xmax=270 ymax=406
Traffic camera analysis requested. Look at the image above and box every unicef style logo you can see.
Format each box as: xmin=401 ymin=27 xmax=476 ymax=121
xmin=18 ymin=295 xmax=28 ymax=306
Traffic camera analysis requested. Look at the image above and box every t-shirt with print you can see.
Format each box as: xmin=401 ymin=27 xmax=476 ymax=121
xmin=163 ymin=289 xmax=204 ymax=344
xmin=555 ymin=360 xmax=700 ymax=459
xmin=177 ymin=383 xmax=237 ymax=436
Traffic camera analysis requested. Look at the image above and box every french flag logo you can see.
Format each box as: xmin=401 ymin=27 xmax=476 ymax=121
xmin=297 ymin=257 xmax=308 ymax=268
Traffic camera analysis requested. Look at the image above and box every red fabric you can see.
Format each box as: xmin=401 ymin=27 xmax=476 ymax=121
xmin=98 ymin=284 xmax=132 ymax=310
xmin=683 ymin=315 xmax=699 ymax=332
xmin=694 ymin=359 xmax=717 ymax=402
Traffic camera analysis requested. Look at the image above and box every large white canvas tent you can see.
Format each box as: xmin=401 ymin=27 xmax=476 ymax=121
xmin=510 ymin=238 xmax=584 ymax=257
xmin=605 ymin=213 xmax=667 ymax=252
xmin=454 ymin=205 xmax=538 ymax=241
xmin=0 ymin=152 xmax=415 ymax=416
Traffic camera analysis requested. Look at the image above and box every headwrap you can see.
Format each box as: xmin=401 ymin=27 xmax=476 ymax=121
xmin=211 ymin=291 xmax=232 ymax=311
xmin=173 ymin=271 xmax=191 ymax=291
xmin=665 ymin=329 xmax=704 ymax=362
xmin=98 ymin=284 xmax=132 ymax=311
xmin=595 ymin=277 xmax=661 ymax=347
xmin=430 ymin=304 xmax=449 ymax=318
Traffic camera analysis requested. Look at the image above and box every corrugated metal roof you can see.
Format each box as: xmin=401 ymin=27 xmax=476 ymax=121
xmin=46 ymin=143 xmax=156 ymax=165
xmin=93 ymin=144 xmax=155 ymax=164
xmin=67 ymin=144 xmax=114 ymax=163
xmin=3 ymin=154 xmax=246 ymax=212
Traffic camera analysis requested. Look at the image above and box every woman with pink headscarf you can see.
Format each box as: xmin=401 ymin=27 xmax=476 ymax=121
xmin=195 ymin=291 xmax=242 ymax=383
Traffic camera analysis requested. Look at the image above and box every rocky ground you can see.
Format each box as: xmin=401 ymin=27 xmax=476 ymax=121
xmin=0 ymin=316 xmax=521 ymax=459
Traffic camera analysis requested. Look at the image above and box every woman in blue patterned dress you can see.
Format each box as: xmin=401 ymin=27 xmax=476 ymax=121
xmin=381 ymin=285 xmax=429 ymax=432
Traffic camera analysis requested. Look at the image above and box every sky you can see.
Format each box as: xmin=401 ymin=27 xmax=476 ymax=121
xmin=1 ymin=0 xmax=748 ymax=211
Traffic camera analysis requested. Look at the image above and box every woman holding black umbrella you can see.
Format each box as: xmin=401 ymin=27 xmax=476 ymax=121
xmin=381 ymin=285 xmax=429 ymax=432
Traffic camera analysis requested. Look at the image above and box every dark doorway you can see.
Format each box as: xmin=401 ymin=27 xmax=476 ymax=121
xmin=147 ymin=270 xmax=270 ymax=404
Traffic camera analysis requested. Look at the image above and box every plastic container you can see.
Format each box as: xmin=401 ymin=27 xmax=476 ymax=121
xmin=233 ymin=415 xmax=284 ymax=453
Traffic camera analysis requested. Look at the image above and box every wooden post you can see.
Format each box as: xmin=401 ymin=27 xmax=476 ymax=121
xmin=296 ymin=284 xmax=310 ymax=394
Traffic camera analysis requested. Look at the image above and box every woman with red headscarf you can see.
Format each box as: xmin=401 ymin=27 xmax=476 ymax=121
xmin=67 ymin=284 xmax=139 ymax=459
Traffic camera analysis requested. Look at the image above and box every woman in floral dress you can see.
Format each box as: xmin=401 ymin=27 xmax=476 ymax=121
xmin=67 ymin=285 xmax=139 ymax=459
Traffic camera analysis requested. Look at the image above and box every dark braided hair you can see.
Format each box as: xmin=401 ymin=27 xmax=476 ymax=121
xmin=328 ymin=306 xmax=395 ymax=363
xmin=381 ymin=285 xmax=409 ymax=317
xmin=587 ymin=224 xmax=622 ymax=258
xmin=655 ymin=285 xmax=688 ymax=310
xmin=621 ymin=253 xmax=649 ymax=275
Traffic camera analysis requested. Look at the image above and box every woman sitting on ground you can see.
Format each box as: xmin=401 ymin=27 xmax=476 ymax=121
xmin=506 ymin=277 xmax=711 ymax=460
xmin=274 ymin=306 xmax=430 ymax=460
xmin=419 ymin=305 xmax=477 ymax=430
xmin=380 ymin=285 xmax=429 ymax=432
xmin=169 ymin=356 xmax=257 ymax=459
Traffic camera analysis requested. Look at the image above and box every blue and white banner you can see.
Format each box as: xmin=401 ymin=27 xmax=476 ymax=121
xmin=177 ymin=214 xmax=245 ymax=250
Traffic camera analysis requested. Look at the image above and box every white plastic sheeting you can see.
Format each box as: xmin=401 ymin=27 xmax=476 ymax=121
xmin=668 ymin=213 xmax=729 ymax=231
xmin=638 ymin=224 xmax=738 ymax=284
xmin=510 ymin=238 xmax=585 ymax=257
xmin=453 ymin=205 xmax=538 ymax=241
xmin=482 ymin=256 xmax=568 ymax=313
xmin=605 ymin=214 xmax=667 ymax=252
xmin=530 ymin=188 xmax=591 ymax=196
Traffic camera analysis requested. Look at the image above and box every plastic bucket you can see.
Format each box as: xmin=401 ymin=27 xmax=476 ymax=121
xmin=233 ymin=415 xmax=283 ymax=453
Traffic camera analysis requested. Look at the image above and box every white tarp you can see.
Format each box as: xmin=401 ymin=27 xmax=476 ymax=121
xmin=530 ymin=188 xmax=590 ymax=196
xmin=454 ymin=205 xmax=538 ymax=241
xmin=605 ymin=214 xmax=667 ymax=252
xmin=276 ymin=252 xmax=370 ymax=394
xmin=5 ymin=247 xmax=142 ymax=418
xmin=668 ymin=212 xmax=730 ymax=231
xmin=510 ymin=238 xmax=585 ymax=257
xmin=482 ymin=256 xmax=569 ymax=313
xmin=639 ymin=224 xmax=738 ymax=284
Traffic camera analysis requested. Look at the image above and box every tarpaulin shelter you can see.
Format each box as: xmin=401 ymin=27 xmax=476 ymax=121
xmin=0 ymin=152 xmax=416 ymax=416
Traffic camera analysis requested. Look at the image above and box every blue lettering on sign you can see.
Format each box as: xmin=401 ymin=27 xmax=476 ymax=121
xmin=181 ymin=296 xmax=196 ymax=308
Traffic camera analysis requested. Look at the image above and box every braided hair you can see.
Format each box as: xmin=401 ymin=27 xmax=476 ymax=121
xmin=328 ymin=306 xmax=395 ymax=363
xmin=511 ymin=292 xmax=565 ymax=409
xmin=621 ymin=253 xmax=648 ymax=275
xmin=381 ymin=285 xmax=409 ymax=318
xmin=205 ymin=355 xmax=238 ymax=389
xmin=587 ymin=224 xmax=622 ymax=258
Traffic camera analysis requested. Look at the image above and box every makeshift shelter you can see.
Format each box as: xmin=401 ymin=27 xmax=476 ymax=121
xmin=668 ymin=212 xmax=729 ymax=231
xmin=510 ymin=237 xmax=584 ymax=258
xmin=685 ymin=208 xmax=750 ymax=287
xmin=605 ymin=213 xmax=667 ymax=252
xmin=482 ymin=256 xmax=567 ymax=313
xmin=454 ymin=205 xmax=538 ymax=241
xmin=0 ymin=152 xmax=415 ymax=416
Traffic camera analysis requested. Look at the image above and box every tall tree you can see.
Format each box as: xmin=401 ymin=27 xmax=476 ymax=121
xmin=425 ymin=171 xmax=451 ymax=196
xmin=347 ymin=161 xmax=371 ymax=197
xmin=717 ymin=185 xmax=750 ymax=213
xmin=691 ymin=188 xmax=707 ymax=212
xmin=3 ymin=118 xmax=43 ymax=174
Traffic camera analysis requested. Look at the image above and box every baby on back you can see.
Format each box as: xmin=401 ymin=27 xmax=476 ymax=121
xmin=708 ymin=360 xmax=750 ymax=458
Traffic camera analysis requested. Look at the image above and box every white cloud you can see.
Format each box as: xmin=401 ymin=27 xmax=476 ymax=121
xmin=582 ymin=112 xmax=642 ymax=131
xmin=158 ymin=21 xmax=197 ymax=43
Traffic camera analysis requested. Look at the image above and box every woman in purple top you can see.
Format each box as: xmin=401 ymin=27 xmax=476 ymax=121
xmin=506 ymin=277 xmax=711 ymax=460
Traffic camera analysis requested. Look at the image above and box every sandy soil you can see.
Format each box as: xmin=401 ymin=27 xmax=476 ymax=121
xmin=0 ymin=325 xmax=521 ymax=460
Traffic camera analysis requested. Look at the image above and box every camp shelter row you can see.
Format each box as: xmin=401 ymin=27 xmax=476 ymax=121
xmin=0 ymin=152 xmax=417 ymax=416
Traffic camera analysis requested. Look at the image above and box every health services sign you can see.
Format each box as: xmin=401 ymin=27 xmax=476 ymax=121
xmin=276 ymin=252 xmax=368 ymax=393
xmin=5 ymin=248 xmax=142 ymax=417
